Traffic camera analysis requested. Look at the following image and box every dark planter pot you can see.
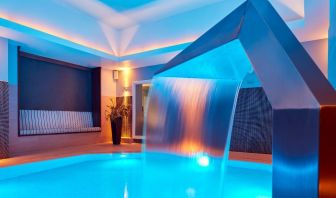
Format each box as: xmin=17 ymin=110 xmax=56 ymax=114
xmin=111 ymin=117 xmax=122 ymax=145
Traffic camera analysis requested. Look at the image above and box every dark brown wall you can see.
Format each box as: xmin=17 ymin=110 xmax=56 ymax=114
xmin=91 ymin=68 xmax=101 ymax=127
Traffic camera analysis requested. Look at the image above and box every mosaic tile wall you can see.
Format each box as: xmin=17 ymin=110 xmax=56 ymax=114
xmin=0 ymin=81 xmax=9 ymax=158
xmin=230 ymin=87 xmax=273 ymax=154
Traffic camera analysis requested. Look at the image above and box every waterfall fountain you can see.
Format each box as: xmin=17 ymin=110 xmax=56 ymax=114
xmin=0 ymin=1 xmax=334 ymax=198
xmin=140 ymin=39 xmax=272 ymax=197
xmin=142 ymin=0 xmax=336 ymax=197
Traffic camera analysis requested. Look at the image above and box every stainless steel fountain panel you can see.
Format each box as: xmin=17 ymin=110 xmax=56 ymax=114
xmin=154 ymin=0 xmax=336 ymax=197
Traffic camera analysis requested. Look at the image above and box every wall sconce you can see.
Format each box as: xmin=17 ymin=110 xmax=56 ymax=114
xmin=123 ymin=87 xmax=129 ymax=92
xmin=113 ymin=70 xmax=119 ymax=80
xmin=123 ymin=87 xmax=130 ymax=97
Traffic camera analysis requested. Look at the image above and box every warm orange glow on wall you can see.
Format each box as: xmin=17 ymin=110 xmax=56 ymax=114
xmin=116 ymin=66 xmax=132 ymax=101
xmin=120 ymin=67 xmax=131 ymax=88
xmin=123 ymin=88 xmax=130 ymax=103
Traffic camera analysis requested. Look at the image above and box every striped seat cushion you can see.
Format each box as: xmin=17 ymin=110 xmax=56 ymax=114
xmin=19 ymin=110 xmax=101 ymax=135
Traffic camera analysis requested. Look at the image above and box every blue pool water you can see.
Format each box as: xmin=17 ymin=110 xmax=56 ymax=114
xmin=0 ymin=153 xmax=271 ymax=198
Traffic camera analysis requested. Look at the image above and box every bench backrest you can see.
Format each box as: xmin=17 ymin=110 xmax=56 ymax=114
xmin=20 ymin=110 xmax=94 ymax=130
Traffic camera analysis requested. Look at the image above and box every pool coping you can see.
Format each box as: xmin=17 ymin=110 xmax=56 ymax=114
xmin=0 ymin=143 xmax=142 ymax=167
xmin=0 ymin=152 xmax=272 ymax=181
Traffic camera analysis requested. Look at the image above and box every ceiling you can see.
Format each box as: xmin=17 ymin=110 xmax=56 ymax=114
xmin=0 ymin=0 xmax=328 ymax=69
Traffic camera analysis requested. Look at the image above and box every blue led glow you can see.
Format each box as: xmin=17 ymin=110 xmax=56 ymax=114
xmin=98 ymin=0 xmax=155 ymax=12
xmin=157 ymin=39 xmax=253 ymax=81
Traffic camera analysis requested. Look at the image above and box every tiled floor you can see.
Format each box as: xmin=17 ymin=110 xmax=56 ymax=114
xmin=0 ymin=143 xmax=142 ymax=167
xmin=229 ymin=151 xmax=272 ymax=164
xmin=0 ymin=143 xmax=271 ymax=167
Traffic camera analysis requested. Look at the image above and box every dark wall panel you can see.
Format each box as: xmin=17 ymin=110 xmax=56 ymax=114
xmin=19 ymin=54 xmax=93 ymax=111
xmin=230 ymin=87 xmax=273 ymax=154
xmin=91 ymin=68 xmax=101 ymax=127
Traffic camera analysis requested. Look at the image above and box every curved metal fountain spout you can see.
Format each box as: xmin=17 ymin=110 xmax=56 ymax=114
xmin=143 ymin=37 xmax=253 ymax=157
xmin=144 ymin=77 xmax=242 ymax=158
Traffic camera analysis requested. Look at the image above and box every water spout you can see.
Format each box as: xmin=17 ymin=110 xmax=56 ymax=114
xmin=144 ymin=77 xmax=241 ymax=158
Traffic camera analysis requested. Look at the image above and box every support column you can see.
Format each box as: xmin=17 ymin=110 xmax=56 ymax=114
xmin=8 ymin=41 xmax=18 ymax=156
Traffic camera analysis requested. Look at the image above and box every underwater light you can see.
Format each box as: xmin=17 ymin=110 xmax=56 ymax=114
xmin=120 ymin=154 xmax=128 ymax=158
xmin=196 ymin=154 xmax=210 ymax=167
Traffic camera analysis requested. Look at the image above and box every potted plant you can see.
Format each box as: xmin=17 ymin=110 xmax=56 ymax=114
xmin=106 ymin=98 xmax=130 ymax=145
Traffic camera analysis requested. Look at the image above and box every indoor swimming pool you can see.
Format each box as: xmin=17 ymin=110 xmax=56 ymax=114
xmin=0 ymin=153 xmax=271 ymax=198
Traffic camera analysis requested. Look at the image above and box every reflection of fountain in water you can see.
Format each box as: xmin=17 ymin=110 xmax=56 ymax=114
xmin=144 ymin=77 xmax=241 ymax=158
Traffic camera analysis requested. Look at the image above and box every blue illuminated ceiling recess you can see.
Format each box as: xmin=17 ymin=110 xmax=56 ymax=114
xmin=98 ymin=0 xmax=156 ymax=12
